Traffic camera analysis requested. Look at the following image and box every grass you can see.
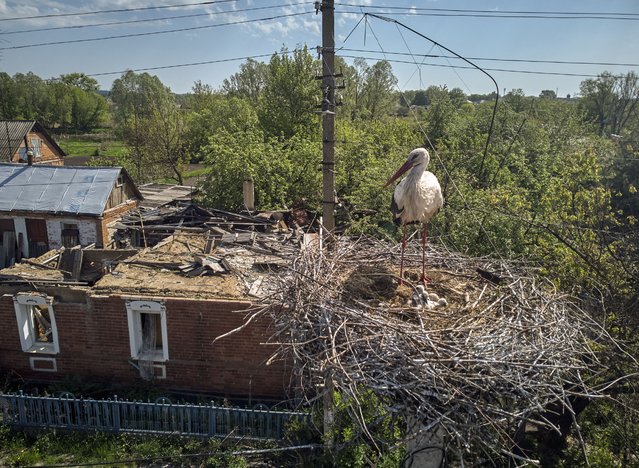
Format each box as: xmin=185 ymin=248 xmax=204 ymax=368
xmin=53 ymin=127 xmax=127 ymax=160
xmin=55 ymin=131 xmax=213 ymax=184
xmin=0 ymin=427 xmax=253 ymax=467
xmin=183 ymin=166 xmax=212 ymax=179
xmin=59 ymin=138 xmax=128 ymax=159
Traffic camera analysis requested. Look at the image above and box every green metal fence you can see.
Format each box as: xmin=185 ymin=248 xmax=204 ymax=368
xmin=0 ymin=392 xmax=308 ymax=440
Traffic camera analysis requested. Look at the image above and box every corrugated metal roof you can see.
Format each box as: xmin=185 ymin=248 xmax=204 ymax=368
xmin=0 ymin=120 xmax=35 ymax=161
xmin=0 ymin=163 xmax=121 ymax=215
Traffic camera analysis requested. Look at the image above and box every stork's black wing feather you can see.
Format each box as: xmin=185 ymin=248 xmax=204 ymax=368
xmin=390 ymin=193 xmax=403 ymax=226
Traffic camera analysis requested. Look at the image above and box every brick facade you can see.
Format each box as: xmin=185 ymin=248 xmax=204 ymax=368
xmin=0 ymin=288 xmax=290 ymax=400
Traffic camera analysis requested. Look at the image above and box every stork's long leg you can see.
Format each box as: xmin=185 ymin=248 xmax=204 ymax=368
xmin=422 ymin=223 xmax=427 ymax=287
xmin=399 ymin=222 xmax=407 ymax=286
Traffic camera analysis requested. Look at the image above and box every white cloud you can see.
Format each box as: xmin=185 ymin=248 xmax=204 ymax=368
xmin=246 ymin=2 xmax=318 ymax=38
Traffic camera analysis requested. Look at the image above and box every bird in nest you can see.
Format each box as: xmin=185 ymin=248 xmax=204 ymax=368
xmin=384 ymin=147 xmax=443 ymax=287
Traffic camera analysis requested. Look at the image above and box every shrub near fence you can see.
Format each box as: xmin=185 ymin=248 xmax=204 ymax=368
xmin=0 ymin=392 xmax=308 ymax=440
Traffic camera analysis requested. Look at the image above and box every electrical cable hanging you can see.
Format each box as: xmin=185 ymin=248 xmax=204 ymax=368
xmin=365 ymin=13 xmax=499 ymax=183
xmin=0 ymin=0 xmax=238 ymax=22
xmin=0 ymin=3 xmax=309 ymax=36
xmin=0 ymin=11 xmax=314 ymax=51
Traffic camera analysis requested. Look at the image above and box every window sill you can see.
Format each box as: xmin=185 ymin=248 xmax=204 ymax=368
xmin=24 ymin=344 xmax=58 ymax=355
xmin=135 ymin=351 xmax=167 ymax=363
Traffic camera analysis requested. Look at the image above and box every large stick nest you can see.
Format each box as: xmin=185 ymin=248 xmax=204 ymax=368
xmin=260 ymin=236 xmax=616 ymax=462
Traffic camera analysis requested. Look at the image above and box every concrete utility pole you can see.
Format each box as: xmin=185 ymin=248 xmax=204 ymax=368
xmin=319 ymin=0 xmax=336 ymax=233
xmin=318 ymin=2 xmax=336 ymax=452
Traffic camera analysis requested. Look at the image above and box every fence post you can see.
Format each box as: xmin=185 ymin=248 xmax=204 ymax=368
xmin=208 ymin=401 xmax=216 ymax=437
xmin=113 ymin=395 xmax=120 ymax=433
xmin=17 ymin=391 xmax=26 ymax=425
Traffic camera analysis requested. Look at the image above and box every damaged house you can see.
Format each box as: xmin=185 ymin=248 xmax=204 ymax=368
xmin=0 ymin=163 xmax=141 ymax=267
xmin=0 ymin=205 xmax=302 ymax=400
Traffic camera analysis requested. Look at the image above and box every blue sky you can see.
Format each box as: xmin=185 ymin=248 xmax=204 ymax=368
xmin=0 ymin=0 xmax=637 ymax=97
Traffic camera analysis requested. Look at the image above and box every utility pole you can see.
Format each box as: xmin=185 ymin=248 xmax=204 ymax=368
xmin=317 ymin=2 xmax=336 ymax=453
xmin=319 ymin=0 xmax=335 ymax=233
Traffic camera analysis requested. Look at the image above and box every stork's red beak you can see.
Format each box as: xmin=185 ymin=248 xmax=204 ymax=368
xmin=383 ymin=160 xmax=413 ymax=188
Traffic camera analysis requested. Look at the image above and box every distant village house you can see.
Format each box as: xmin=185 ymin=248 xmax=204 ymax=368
xmin=0 ymin=120 xmax=66 ymax=166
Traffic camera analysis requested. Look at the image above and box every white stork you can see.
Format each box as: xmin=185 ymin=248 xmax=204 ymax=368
xmin=384 ymin=148 xmax=443 ymax=286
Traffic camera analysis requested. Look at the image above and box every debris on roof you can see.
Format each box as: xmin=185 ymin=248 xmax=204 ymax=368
xmin=0 ymin=247 xmax=138 ymax=285
xmin=0 ymin=200 xmax=318 ymax=298
xmin=137 ymin=183 xmax=196 ymax=208
xmin=113 ymin=201 xmax=313 ymax=249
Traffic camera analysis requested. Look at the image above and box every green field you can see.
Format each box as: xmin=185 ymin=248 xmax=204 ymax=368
xmin=57 ymin=131 xmax=127 ymax=160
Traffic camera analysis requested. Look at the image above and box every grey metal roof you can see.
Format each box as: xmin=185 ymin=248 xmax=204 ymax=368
xmin=0 ymin=163 xmax=122 ymax=215
xmin=0 ymin=120 xmax=35 ymax=161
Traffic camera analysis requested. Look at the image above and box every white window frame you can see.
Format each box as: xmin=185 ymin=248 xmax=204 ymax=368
xmin=13 ymin=294 xmax=59 ymax=354
xmin=29 ymin=356 xmax=57 ymax=372
xmin=126 ymin=300 xmax=169 ymax=362
xmin=30 ymin=138 xmax=41 ymax=157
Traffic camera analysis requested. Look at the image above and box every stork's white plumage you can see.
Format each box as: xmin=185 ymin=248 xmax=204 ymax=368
xmin=384 ymin=148 xmax=443 ymax=286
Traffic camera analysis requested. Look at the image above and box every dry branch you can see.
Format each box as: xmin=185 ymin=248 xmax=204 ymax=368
xmin=248 ymin=237 xmax=621 ymax=462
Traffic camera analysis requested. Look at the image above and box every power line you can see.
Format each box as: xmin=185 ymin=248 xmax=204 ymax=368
xmin=340 ymin=11 xmax=639 ymax=21
xmin=338 ymin=54 xmax=610 ymax=78
xmin=336 ymin=3 xmax=639 ymax=19
xmin=340 ymin=48 xmax=639 ymax=68
xmin=0 ymin=0 xmax=238 ymax=22
xmin=77 ymin=49 xmax=616 ymax=80
xmin=0 ymin=12 xmax=313 ymax=51
xmin=0 ymin=3 xmax=308 ymax=36
xmin=77 ymin=50 xmax=618 ymax=80
xmin=87 ymin=53 xmax=276 ymax=76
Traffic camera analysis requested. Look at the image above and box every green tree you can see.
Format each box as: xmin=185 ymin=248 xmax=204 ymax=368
xmin=111 ymin=71 xmax=186 ymax=182
xmin=13 ymin=73 xmax=50 ymax=123
xmin=200 ymin=129 xmax=321 ymax=210
xmin=356 ymin=60 xmax=398 ymax=119
xmin=539 ymin=89 xmax=557 ymax=99
xmin=221 ymin=59 xmax=268 ymax=106
xmin=59 ymin=73 xmax=100 ymax=92
xmin=579 ymin=71 xmax=639 ymax=136
xmin=411 ymin=90 xmax=429 ymax=107
xmin=422 ymin=86 xmax=455 ymax=146
xmin=0 ymin=73 xmax=18 ymax=118
xmin=187 ymin=94 xmax=260 ymax=161
xmin=258 ymin=47 xmax=319 ymax=138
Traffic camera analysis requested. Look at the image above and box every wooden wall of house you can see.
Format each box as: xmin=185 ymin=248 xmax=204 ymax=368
xmin=105 ymin=177 xmax=139 ymax=211
xmin=0 ymin=290 xmax=291 ymax=400
xmin=10 ymin=131 xmax=64 ymax=166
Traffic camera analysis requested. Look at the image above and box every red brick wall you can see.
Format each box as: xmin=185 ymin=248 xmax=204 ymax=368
xmin=0 ymin=292 xmax=290 ymax=399
xmin=98 ymin=199 xmax=139 ymax=247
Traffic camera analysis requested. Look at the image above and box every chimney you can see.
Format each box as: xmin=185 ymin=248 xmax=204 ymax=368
xmin=243 ymin=177 xmax=255 ymax=212
xmin=26 ymin=150 xmax=34 ymax=166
